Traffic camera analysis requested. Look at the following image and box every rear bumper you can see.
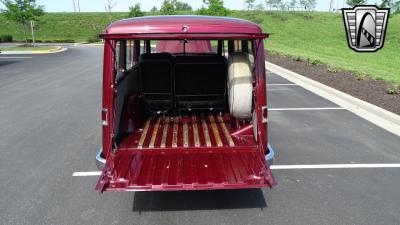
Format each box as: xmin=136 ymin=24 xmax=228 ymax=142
xmin=95 ymin=148 xmax=106 ymax=170
xmin=266 ymin=143 xmax=275 ymax=165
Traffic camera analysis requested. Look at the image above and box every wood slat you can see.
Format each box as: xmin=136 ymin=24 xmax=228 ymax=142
xmin=201 ymin=115 xmax=212 ymax=147
xmin=192 ymin=116 xmax=200 ymax=147
xmin=149 ymin=117 xmax=161 ymax=148
xmin=209 ymin=115 xmax=223 ymax=147
xmin=218 ymin=116 xmax=235 ymax=147
xmin=172 ymin=116 xmax=179 ymax=148
xmin=183 ymin=119 xmax=189 ymax=148
xmin=138 ymin=118 xmax=151 ymax=149
xmin=160 ymin=117 xmax=170 ymax=148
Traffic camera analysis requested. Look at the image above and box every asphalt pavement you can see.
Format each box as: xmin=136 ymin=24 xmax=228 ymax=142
xmin=1 ymin=46 xmax=400 ymax=225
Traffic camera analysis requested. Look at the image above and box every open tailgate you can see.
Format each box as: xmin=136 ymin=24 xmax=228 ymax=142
xmin=96 ymin=148 xmax=276 ymax=192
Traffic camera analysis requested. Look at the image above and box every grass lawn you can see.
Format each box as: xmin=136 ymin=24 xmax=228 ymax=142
xmin=0 ymin=11 xmax=399 ymax=84
xmin=232 ymin=11 xmax=400 ymax=84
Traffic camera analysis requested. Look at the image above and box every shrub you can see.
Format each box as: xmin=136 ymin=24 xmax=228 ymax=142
xmin=62 ymin=39 xmax=75 ymax=43
xmin=293 ymin=56 xmax=303 ymax=62
xmin=242 ymin=12 xmax=264 ymax=24
xmin=87 ymin=36 xmax=100 ymax=43
xmin=387 ymin=85 xmax=399 ymax=95
xmin=327 ymin=66 xmax=339 ymax=73
xmin=0 ymin=35 xmax=13 ymax=42
xmin=353 ymin=71 xmax=366 ymax=80
xmin=307 ymin=58 xmax=321 ymax=66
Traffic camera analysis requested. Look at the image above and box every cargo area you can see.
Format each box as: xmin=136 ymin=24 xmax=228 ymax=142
xmin=96 ymin=39 xmax=276 ymax=192
xmin=119 ymin=113 xmax=254 ymax=150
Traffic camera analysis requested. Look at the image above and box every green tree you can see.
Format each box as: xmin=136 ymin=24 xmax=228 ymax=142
xmin=380 ymin=0 xmax=393 ymax=7
xmin=197 ymin=0 xmax=229 ymax=16
xmin=346 ymin=0 xmax=367 ymax=7
xmin=267 ymin=0 xmax=282 ymax=10
xmin=265 ymin=0 xmax=272 ymax=10
xmin=160 ymin=0 xmax=177 ymax=15
xmin=150 ymin=6 xmax=158 ymax=13
xmin=255 ymin=3 xmax=264 ymax=11
xmin=307 ymin=0 xmax=317 ymax=10
xmin=128 ymin=3 xmax=144 ymax=17
xmin=381 ymin=0 xmax=400 ymax=13
xmin=105 ymin=0 xmax=117 ymax=23
xmin=175 ymin=1 xmax=192 ymax=11
xmin=245 ymin=0 xmax=256 ymax=10
xmin=394 ymin=1 xmax=400 ymax=13
xmin=299 ymin=0 xmax=316 ymax=10
xmin=0 ymin=0 xmax=44 ymax=43
xmin=289 ymin=0 xmax=297 ymax=10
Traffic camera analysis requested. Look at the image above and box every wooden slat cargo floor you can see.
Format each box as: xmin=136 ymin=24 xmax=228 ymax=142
xmin=118 ymin=113 xmax=256 ymax=150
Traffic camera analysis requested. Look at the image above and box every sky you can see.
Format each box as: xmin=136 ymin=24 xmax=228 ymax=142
xmin=0 ymin=0 xmax=381 ymax=12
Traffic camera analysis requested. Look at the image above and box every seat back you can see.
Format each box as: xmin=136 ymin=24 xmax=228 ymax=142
xmin=174 ymin=55 xmax=227 ymax=111
xmin=139 ymin=53 xmax=174 ymax=114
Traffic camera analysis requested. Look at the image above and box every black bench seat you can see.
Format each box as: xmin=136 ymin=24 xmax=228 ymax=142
xmin=174 ymin=54 xmax=227 ymax=111
xmin=139 ymin=53 xmax=227 ymax=114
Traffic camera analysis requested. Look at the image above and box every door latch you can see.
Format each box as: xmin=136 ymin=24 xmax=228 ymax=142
xmin=262 ymin=106 xmax=268 ymax=123
xmin=102 ymin=108 xmax=108 ymax=126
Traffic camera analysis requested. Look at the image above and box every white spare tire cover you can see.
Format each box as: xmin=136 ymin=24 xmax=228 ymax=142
xmin=227 ymin=52 xmax=253 ymax=119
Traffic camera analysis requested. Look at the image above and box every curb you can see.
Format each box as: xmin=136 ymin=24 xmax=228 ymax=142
xmin=0 ymin=46 xmax=67 ymax=55
xmin=78 ymin=43 xmax=104 ymax=46
xmin=266 ymin=61 xmax=400 ymax=137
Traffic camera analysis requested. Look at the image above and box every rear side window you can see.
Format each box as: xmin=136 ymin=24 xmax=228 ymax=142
xmin=228 ymin=40 xmax=255 ymax=68
xmin=114 ymin=41 xmax=121 ymax=72
xmin=115 ymin=40 xmax=139 ymax=75
xmin=126 ymin=40 xmax=136 ymax=70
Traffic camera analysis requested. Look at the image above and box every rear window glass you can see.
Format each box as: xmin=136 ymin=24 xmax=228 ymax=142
xmin=154 ymin=40 xmax=215 ymax=54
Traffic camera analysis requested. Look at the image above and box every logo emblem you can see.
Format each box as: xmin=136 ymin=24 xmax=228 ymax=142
xmin=342 ymin=5 xmax=390 ymax=52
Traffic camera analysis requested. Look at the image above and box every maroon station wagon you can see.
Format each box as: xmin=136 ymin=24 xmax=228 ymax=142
xmin=95 ymin=16 xmax=277 ymax=192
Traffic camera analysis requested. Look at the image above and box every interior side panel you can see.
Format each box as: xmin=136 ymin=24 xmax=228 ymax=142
xmin=114 ymin=67 xmax=140 ymax=143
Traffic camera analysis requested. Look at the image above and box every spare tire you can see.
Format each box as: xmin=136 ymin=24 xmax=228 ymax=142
xmin=227 ymin=52 xmax=253 ymax=119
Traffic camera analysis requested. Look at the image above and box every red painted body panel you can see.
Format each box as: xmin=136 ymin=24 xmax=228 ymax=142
xmin=96 ymin=149 xmax=275 ymax=192
xmin=101 ymin=41 xmax=114 ymax=160
xmin=105 ymin=16 xmax=263 ymax=35
xmin=97 ymin=16 xmax=275 ymax=192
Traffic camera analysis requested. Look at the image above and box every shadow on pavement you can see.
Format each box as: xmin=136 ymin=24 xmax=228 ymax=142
xmin=132 ymin=188 xmax=267 ymax=212
xmin=0 ymin=61 xmax=19 ymax=67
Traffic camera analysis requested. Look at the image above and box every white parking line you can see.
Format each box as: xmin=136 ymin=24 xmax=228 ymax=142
xmin=73 ymin=171 xmax=101 ymax=176
xmin=270 ymin=164 xmax=400 ymax=169
xmin=72 ymin=163 xmax=400 ymax=177
xmin=0 ymin=56 xmax=32 ymax=59
xmin=268 ymin=84 xmax=298 ymax=86
xmin=269 ymin=107 xmax=345 ymax=111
